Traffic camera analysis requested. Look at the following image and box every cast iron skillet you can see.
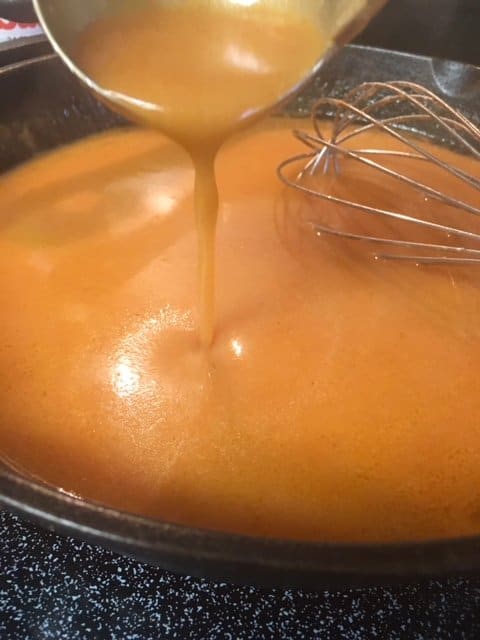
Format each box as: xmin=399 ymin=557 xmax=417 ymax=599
xmin=1 ymin=46 xmax=480 ymax=590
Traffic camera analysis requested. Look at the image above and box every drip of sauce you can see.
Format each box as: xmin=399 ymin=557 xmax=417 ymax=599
xmin=1 ymin=122 xmax=480 ymax=542
xmin=74 ymin=1 xmax=326 ymax=344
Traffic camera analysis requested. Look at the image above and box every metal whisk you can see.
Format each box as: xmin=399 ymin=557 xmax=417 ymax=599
xmin=278 ymin=81 xmax=480 ymax=264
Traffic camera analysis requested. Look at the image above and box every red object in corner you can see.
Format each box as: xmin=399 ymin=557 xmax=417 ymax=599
xmin=0 ymin=17 xmax=43 ymax=42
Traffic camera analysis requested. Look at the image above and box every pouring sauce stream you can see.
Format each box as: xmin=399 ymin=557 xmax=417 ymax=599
xmin=75 ymin=1 xmax=326 ymax=344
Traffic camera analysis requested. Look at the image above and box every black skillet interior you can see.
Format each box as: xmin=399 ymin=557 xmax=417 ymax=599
xmin=0 ymin=46 xmax=480 ymax=590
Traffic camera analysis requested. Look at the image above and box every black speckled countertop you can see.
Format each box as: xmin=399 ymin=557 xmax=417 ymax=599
xmin=1 ymin=1 xmax=480 ymax=638
xmin=2 ymin=510 xmax=480 ymax=639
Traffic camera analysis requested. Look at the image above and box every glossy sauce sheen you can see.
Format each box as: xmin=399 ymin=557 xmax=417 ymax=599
xmin=75 ymin=1 xmax=326 ymax=344
xmin=1 ymin=121 xmax=480 ymax=542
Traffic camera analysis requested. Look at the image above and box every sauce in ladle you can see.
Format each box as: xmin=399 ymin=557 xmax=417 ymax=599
xmin=75 ymin=0 xmax=326 ymax=344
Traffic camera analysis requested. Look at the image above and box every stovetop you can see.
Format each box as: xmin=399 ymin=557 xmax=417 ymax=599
xmin=1 ymin=1 xmax=480 ymax=638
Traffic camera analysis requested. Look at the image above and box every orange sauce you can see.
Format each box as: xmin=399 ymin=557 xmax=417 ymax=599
xmin=1 ymin=121 xmax=480 ymax=542
xmin=74 ymin=1 xmax=327 ymax=344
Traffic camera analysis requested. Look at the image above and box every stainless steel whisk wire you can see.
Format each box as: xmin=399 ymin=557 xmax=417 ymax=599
xmin=277 ymin=81 xmax=480 ymax=264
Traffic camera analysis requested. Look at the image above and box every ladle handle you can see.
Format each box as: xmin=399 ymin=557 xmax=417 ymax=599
xmin=0 ymin=0 xmax=36 ymax=23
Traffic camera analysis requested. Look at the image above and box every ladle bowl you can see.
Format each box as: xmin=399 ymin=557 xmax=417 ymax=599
xmin=32 ymin=0 xmax=388 ymax=127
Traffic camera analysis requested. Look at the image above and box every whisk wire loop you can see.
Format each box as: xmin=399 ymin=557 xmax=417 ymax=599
xmin=278 ymin=81 xmax=480 ymax=265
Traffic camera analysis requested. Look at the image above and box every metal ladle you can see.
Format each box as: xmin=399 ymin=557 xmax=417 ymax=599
xmin=26 ymin=0 xmax=388 ymax=125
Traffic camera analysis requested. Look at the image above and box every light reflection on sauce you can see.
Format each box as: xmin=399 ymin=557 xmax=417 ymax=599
xmin=112 ymin=358 xmax=141 ymax=399
xmin=231 ymin=339 xmax=244 ymax=358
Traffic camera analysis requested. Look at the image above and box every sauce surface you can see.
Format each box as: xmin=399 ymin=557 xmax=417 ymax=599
xmin=1 ymin=121 xmax=480 ymax=542
xmin=75 ymin=1 xmax=326 ymax=344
